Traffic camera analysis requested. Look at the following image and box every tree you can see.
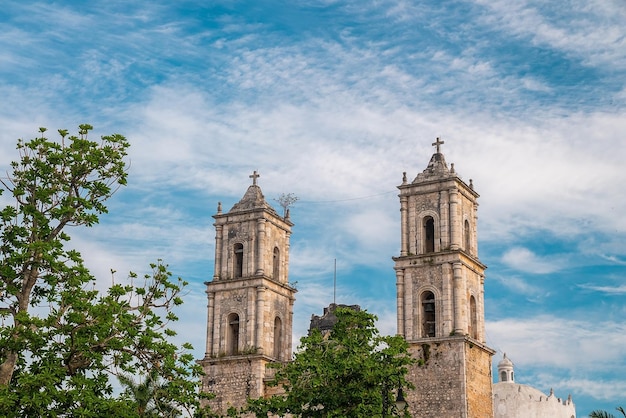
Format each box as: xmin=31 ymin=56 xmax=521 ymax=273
xmin=247 ymin=307 xmax=414 ymax=417
xmin=0 ymin=126 xmax=209 ymax=416
xmin=590 ymin=407 xmax=626 ymax=418
xmin=274 ymin=193 xmax=298 ymax=217
xmin=118 ymin=368 xmax=179 ymax=417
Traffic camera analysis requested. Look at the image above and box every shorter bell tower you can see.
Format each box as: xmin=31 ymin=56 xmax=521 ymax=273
xmin=394 ymin=139 xmax=495 ymax=417
xmin=199 ymin=172 xmax=296 ymax=413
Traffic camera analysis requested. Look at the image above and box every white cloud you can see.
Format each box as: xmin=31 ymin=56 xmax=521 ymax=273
xmin=491 ymin=274 xmax=542 ymax=297
xmin=487 ymin=316 xmax=626 ymax=373
xmin=501 ymin=247 xmax=564 ymax=274
xmin=546 ymin=375 xmax=626 ymax=402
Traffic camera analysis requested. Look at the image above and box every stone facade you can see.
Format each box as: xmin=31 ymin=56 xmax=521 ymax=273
xmin=199 ymin=142 xmax=521 ymax=417
xmin=394 ymin=139 xmax=495 ymax=417
xmin=198 ymin=172 xmax=296 ymax=413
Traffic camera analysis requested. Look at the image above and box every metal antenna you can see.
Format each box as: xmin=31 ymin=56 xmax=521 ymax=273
xmin=333 ymin=259 xmax=337 ymax=304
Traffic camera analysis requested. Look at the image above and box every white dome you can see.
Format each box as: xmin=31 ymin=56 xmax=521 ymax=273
xmin=498 ymin=353 xmax=514 ymax=368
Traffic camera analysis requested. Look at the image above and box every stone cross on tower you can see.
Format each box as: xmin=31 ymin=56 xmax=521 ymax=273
xmin=432 ymin=137 xmax=444 ymax=153
xmin=249 ymin=170 xmax=260 ymax=185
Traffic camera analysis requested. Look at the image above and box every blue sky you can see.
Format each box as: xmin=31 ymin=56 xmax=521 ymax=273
xmin=1 ymin=1 xmax=625 ymax=415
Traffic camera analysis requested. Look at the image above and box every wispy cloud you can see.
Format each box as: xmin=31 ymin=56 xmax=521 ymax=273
xmin=577 ymin=283 xmax=626 ymax=295
xmin=474 ymin=0 xmax=626 ymax=69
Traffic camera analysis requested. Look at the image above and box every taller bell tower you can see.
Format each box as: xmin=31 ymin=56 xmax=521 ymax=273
xmin=394 ymin=139 xmax=495 ymax=417
xmin=199 ymin=172 xmax=296 ymax=413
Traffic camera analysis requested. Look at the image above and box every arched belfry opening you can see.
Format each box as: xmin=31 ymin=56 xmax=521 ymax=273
xmin=423 ymin=216 xmax=435 ymax=253
xmin=421 ymin=291 xmax=436 ymax=337
xmin=273 ymin=246 xmax=280 ymax=281
xmin=227 ymin=313 xmax=240 ymax=355
xmin=464 ymin=219 xmax=471 ymax=253
xmin=273 ymin=316 xmax=282 ymax=360
xmin=234 ymin=243 xmax=243 ymax=278
xmin=469 ymin=295 xmax=478 ymax=339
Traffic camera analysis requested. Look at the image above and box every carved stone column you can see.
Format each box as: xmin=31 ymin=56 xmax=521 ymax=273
xmin=255 ymin=286 xmax=265 ymax=353
xmin=256 ymin=219 xmax=266 ymax=275
xmin=396 ymin=269 xmax=405 ymax=336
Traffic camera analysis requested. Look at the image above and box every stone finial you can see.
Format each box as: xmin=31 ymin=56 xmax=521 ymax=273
xmin=217 ymin=201 xmax=222 ymax=214
xmin=402 ymin=171 xmax=407 ymax=184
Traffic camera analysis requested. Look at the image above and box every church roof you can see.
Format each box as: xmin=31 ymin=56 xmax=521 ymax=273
xmin=226 ymin=170 xmax=280 ymax=216
xmin=412 ymin=151 xmax=452 ymax=183
xmin=493 ymin=381 xmax=573 ymax=406
xmin=410 ymin=138 xmax=461 ymax=184
xmin=228 ymin=183 xmax=278 ymax=215
xmin=494 ymin=381 xmax=547 ymax=399
xmin=309 ymin=303 xmax=361 ymax=335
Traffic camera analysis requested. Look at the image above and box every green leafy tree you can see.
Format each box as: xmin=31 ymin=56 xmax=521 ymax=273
xmin=0 ymin=126 xmax=209 ymax=416
xmin=248 ymin=307 xmax=414 ymax=417
xmin=590 ymin=406 xmax=626 ymax=418
xmin=118 ymin=368 xmax=179 ymax=417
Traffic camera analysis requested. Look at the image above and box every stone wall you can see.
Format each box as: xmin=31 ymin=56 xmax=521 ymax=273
xmin=465 ymin=341 xmax=495 ymax=418
xmin=201 ymin=355 xmax=269 ymax=412
xmin=404 ymin=336 xmax=494 ymax=418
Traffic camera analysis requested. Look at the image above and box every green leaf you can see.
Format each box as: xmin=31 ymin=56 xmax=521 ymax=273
xmin=0 ymin=126 xmax=211 ymax=417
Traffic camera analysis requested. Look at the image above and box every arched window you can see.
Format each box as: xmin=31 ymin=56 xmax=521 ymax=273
xmin=423 ymin=217 xmax=435 ymax=253
xmin=273 ymin=247 xmax=280 ymax=281
xmin=500 ymin=371 xmax=507 ymax=382
xmin=464 ymin=220 xmax=471 ymax=252
xmin=421 ymin=291 xmax=436 ymax=337
xmin=273 ymin=316 xmax=282 ymax=360
xmin=234 ymin=243 xmax=243 ymax=278
xmin=469 ymin=295 xmax=478 ymax=339
xmin=227 ymin=313 xmax=240 ymax=355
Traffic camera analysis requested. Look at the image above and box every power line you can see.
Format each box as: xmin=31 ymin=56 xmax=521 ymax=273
xmin=298 ymin=189 xmax=397 ymax=204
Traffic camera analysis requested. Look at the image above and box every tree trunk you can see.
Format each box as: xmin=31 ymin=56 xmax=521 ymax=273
xmin=0 ymin=352 xmax=17 ymax=386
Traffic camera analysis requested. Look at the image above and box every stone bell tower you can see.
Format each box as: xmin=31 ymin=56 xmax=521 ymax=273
xmin=199 ymin=171 xmax=296 ymax=413
xmin=393 ymin=139 xmax=495 ymax=417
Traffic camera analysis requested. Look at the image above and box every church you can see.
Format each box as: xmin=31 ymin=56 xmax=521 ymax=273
xmin=197 ymin=140 xmax=575 ymax=417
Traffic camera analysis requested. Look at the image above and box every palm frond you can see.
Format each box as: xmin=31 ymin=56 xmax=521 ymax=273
xmin=589 ymin=410 xmax=616 ymax=418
